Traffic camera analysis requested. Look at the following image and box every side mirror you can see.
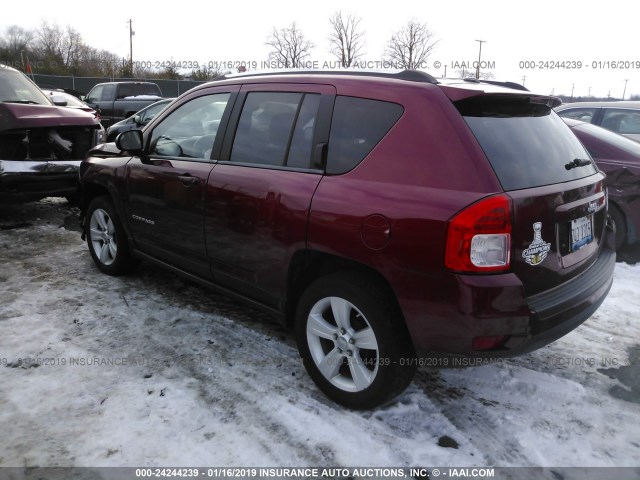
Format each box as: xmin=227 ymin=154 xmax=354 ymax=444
xmin=51 ymin=95 xmax=68 ymax=107
xmin=116 ymin=130 xmax=144 ymax=154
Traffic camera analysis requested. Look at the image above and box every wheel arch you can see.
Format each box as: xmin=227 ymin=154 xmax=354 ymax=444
xmin=80 ymin=181 xmax=133 ymax=245
xmin=284 ymin=249 xmax=409 ymax=335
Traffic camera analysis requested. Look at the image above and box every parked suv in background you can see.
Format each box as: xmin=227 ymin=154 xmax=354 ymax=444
xmin=79 ymin=71 xmax=616 ymax=408
xmin=556 ymin=101 xmax=640 ymax=142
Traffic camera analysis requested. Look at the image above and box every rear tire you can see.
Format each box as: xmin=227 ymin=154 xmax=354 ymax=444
xmin=295 ymin=272 xmax=417 ymax=409
xmin=85 ymin=196 xmax=136 ymax=275
xmin=609 ymin=204 xmax=627 ymax=250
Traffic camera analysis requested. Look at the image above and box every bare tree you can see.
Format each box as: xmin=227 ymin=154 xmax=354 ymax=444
xmin=61 ymin=26 xmax=82 ymax=69
xmin=36 ymin=21 xmax=63 ymax=62
xmin=4 ymin=26 xmax=33 ymax=57
xmin=328 ymin=11 xmax=364 ymax=67
xmin=266 ymin=22 xmax=314 ymax=68
xmin=384 ymin=19 xmax=438 ymax=70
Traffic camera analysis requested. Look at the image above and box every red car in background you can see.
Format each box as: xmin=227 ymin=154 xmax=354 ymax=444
xmin=565 ymin=117 xmax=640 ymax=251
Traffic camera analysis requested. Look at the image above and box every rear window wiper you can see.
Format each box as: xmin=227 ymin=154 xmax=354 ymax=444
xmin=565 ymin=158 xmax=592 ymax=170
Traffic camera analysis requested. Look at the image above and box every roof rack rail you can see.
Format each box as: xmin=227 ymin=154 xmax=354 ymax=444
xmin=463 ymin=78 xmax=529 ymax=92
xmin=216 ymin=69 xmax=438 ymax=84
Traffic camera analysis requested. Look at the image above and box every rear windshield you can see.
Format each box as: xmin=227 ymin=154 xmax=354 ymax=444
xmin=117 ymin=83 xmax=162 ymax=99
xmin=458 ymin=96 xmax=598 ymax=190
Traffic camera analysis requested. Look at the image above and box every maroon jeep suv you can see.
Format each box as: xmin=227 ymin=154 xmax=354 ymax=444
xmin=79 ymin=70 xmax=616 ymax=408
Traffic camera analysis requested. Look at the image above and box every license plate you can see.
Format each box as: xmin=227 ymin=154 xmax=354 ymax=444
xmin=571 ymin=216 xmax=593 ymax=251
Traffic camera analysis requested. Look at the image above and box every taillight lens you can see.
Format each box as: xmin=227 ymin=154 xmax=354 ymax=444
xmin=445 ymin=194 xmax=512 ymax=272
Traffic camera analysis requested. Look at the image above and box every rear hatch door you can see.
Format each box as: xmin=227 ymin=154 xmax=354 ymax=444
xmin=456 ymin=93 xmax=606 ymax=296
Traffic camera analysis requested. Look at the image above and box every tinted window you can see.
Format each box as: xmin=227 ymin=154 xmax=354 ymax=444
xmin=149 ymin=93 xmax=230 ymax=160
xmin=230 ymin=92 xmax=302 ymax=166
xmin=602 ymin=109 xmax=640 ymax=134
xmin=141 ymin=101 xmax=170 ymax=124
xmin=327 ymin=96 xmax=403 ymax=174
xmin=557 ymin=107 xmax=597 ymax=123
xmin=287 ymin=94 xmax=321 ymax=169
xmin=118 ymin=83 xmax=160 ymax=99
xmin=459 ymin=97 xmax=597 ymax=190
xmin=86 ymin=85 xmax=103 ymax=104
xmin=101 ymin=84 xmax=116 ymax=101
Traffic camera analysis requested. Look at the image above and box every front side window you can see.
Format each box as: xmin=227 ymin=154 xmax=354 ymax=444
xmin=230 ymin=92 xmax=321 ymax=169
xmin=86 ymin=85 xmax=104 ymax=104
xmin=149 ymin=93 xmax=230 ymax=160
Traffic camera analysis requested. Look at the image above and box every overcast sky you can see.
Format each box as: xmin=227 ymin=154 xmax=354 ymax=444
xmin=3 ymin=0 xmax=638 ymax=98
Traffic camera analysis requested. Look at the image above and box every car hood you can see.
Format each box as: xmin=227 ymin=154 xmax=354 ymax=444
xmin=0 ymin=102 xmax=99 ymax=132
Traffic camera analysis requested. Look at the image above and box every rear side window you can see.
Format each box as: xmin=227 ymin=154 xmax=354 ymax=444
xmin=327 ymin=96 xmax=404 ymax=174
xmin=459 ymin=97 xmax=597 ymax=191
xmin=230 ymin=92 xmax=321 ymax=169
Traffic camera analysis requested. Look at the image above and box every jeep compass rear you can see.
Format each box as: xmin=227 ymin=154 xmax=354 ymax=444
xmin=79 ymin=71 xmax=615 ymax=409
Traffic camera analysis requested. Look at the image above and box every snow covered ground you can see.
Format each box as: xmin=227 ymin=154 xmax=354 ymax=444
xmin=0 ymin=199 xmax=639 ymax=470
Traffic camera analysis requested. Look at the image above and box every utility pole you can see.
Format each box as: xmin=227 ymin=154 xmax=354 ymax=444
xmin=588 ymin=86 xmax=591 ymax=98
xmin=475 ymin=40 xmax=486 ymax=80
xmin=521 ymin=75 xmax=526 ymax=87
xmin=128 ymin=19 xmax=135 ymax=75
xmin=571 ymin=83 xmax=575 ymax=102
xmin=623 ymin=79 xmax=629 ymax=100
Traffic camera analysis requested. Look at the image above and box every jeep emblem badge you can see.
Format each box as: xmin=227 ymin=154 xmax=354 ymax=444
xmin=522 ymin=222 xmax=551 ymax=266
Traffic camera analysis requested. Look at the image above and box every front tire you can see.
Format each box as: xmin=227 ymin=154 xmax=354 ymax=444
xmin=85 ymin=196 xmax=136 ymax=275
xmin=295 ymin=272 xmax=416 ymax=409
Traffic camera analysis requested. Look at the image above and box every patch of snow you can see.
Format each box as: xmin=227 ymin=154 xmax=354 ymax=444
xmin=0 ymin=199 xmax=638 ymax=468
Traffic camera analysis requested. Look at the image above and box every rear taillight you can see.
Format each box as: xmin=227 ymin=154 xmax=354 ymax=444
xmin=445 ymin=194 xmax=512 ymax=272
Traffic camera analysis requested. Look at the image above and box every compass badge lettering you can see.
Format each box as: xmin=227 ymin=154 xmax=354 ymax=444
xmin=522 ymin=222 xmax=551 ymax=266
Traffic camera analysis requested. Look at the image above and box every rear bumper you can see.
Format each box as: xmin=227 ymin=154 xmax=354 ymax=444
xmin=490 ymin=246 xmax=615 ymax=357
xmin=0 ymin=160 xmax=81 ymax=202
xmin=400 ymin=229 xmax=616 ymax=357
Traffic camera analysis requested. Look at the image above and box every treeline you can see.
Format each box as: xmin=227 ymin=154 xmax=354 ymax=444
xmin=0 ymin=22 xmax=220 ymax=80
xmin=0 ymin=14 xmax=443 ymax=81
xmin=0 ymin=23 xmax=127 ymax=77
